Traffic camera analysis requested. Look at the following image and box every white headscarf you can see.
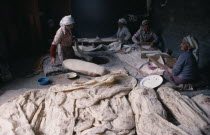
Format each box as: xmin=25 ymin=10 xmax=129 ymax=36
xmin=118 ymin=18 xmax=127 ymax=24
xmin=60 ymin=15 xmax=75 ymax=26
xmin=59 ymin=15 xmax=75 ymax=34
xmin=183 ymin=35 xmax=198 ymax=49
xmin=183 ymin=35 xmax=199 ymax=61
xmin=141 ymin=19 xmax=149 ymax=26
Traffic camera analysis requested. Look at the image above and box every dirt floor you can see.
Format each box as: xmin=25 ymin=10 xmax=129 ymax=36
xmin=0 ymin=72 xmax=92 ymax=105
xmin=0 ymin=56 xmax=93 ymax=105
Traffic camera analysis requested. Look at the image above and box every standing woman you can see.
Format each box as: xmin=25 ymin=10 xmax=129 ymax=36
xmin=50 ymin=15 xmax=76 ymax=64
xmin=115 ymin=18 xmax=131 ymax=44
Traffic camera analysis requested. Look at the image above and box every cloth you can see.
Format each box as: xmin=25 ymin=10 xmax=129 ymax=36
xmin=163 ymin=71 xmax=190 ymax=85
xmin=183 ymin=35 xmax=199 ymax=61
xmin=141 ymin=20 xmax=149 ymax=26
xmin=116 ymin=26 xmax=131 ymax=42
xmin=132 ymin=27 xmax=158 ymax=44
xmin=50 ymin=45 xmax=56 ymax=58
xmin=59 ymin=15 xmax=74 ymax=26
xmin=59 ymin=15 xmax=75 ymax=36
xmin=106 ymin=42 xmax=122 ymax=52
xmin=183 ymin=35 xmax=198 ymax=49
xmin=42 ymin=56 xmax=69 ymax=76
xmin=121 ymin=44 xmax=139 ymax=53
xmin=51 ymin=27 xmax=74 ymax=61
xmin=172 ymin=50 xmax=197 ymax=80
xmin=118 ymin=18 xmax=127 ymax=24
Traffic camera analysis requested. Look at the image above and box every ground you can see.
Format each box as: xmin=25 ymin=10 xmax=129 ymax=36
xmin=0 ymin=57 xmax=92 ymax=105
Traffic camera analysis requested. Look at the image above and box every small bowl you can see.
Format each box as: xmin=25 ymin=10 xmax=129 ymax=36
xmin=66 ymin=72 xmax=78 ymax=79
xmin=38 ymin=78 xmax=50 ymax=85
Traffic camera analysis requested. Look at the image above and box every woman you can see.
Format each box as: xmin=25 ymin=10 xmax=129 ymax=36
xmin=50 ymin=15 xmax=76 ymax=64
xmin=163 ymin=35 xmax=198 ymax=85
xmin=132 ymin=20 xmax=158 ymax=46
xmin=115 ymin=18 xmax=131 ymax=44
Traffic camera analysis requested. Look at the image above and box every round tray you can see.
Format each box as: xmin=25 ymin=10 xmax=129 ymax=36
xmin=140 ymin=75 xmax=163 ymax=88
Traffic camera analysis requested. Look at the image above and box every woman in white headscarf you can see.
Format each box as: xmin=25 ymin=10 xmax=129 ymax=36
xmin=50 ymin=15 xmax=76 ymax=64
xmin=132 ymin=20 xmax=158 ymax=46
xmin=183 ymin=35 xmax=199 ymax=61
xmin=115 ymin=18 xmax=131 ymax=44
xmin=163 ymin=35 xmax=198 ymax=85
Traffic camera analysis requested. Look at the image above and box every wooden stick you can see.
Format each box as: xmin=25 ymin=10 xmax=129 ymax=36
xmin=120 ymin=60 xmax=145 ymax=76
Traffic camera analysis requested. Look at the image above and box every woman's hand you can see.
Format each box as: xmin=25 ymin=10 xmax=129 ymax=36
xmin=137 ymin=42 xmax=142 ymax=45
xmin=163 ymin=65 xmax=172 ymax=73
xmin=51 ymin=57 xmax=56 ymax=65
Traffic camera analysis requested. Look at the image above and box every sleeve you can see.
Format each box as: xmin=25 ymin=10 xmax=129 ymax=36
xmin=50 ymin=44 xmax=57 ymax=58
xmin=152 ymin=32 xmax=158 ymax=43
xmin=51 ymin=28 xmax=63 ymax=45
xmin=124 ymin=28 xmax=131 ymax=41
xmin=50 ymin=28 xmax=63 ymax=58
xmin=172 ymin=54 xmax=185 ymax=76
xmin=115 ymin=28 xmax=119 ymax=38
xmin=132 ymin=29 xmax=141 ymax=43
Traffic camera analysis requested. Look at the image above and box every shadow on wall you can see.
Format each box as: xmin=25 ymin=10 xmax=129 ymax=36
xmin=151 ymin=0 xmax=210 ymax=75
xmin=199 ymin=40 xmax=210 ymax=75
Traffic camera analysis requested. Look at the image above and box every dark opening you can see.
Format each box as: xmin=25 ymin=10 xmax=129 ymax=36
xmin=91 ymin=57 xmax=110 ymax=65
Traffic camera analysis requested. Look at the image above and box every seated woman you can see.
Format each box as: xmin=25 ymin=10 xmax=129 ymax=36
xmin=163 ymin=35 xmax=198 ymax=85
xmin=132 ymin=20 xmax=158 ymax=46
xmin=115 ymin=18 xmax=131 ymax=44
xmin=50 ymin=15 xmax=77 ymax=64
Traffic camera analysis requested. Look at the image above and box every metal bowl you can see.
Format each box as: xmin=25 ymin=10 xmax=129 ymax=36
xmin=66 ymin=72 xmax=78 ymax=79
xmin=38 ymin=78 xmax=50 ymax=85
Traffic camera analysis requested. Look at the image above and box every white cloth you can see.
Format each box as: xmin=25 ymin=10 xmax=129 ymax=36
xmin=60 ymin=15 xmax=75 ymax=26
xmin=116 ymin=26 xmax=131 ymax=41
xmin=107 ymin=42 xmax=122 ymax=52
xmin=183 ymin=35 xmax=199 ymax=61
xmin=183 ymin=35 xmax=198 ymax=49
xmin=59 ymin=15 xmax=75 ymax=35
xmin=118 ymin=18 xmax=127 ymax=24
xmin=141 ymin=20 xmax=149 ymax=26
xmin=121 ymin=44 xmax=139 ymax=53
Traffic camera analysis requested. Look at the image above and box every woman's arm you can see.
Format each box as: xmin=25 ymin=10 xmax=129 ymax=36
xmin=124 ymin=28 xmax=131 ymax=41
xmin=172 ymin=55 xmax=185 ymax=76
xmin=50 ymin=45 xmax=56 ymax=64
xmin=50 ymin=28 xmax=63 ymax=64
xmin=152 ymin=32 xmax=158 ymax=44
xmin=132 ymin=29 xmax=141 ymax=44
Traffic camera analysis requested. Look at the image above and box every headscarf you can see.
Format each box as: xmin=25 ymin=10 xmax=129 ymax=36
xmin=141 ymin=20 xmax=149 ymax=26
xmin=183 ymin=35 xmax=199 ymax=61
xmin=59 ymin=15 xmax=75 ymax=34
xmin=118 ymin=18 xmax=127 ymax=24
xmin=183 ymin=35 xmax=198 ymax=49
